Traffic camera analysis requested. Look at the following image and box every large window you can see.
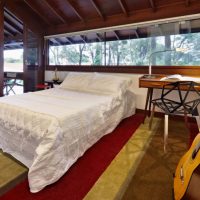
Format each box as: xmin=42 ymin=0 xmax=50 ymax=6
xmin=49 ymin=42 xmax=105 ymax=65
xmin=48 ymin=18 xmax=200 ymax=66
xmin=4 ymin=49 xmax=23 ymax=72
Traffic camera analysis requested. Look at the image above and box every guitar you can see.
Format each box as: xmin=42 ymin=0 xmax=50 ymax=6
xmin=174 ymin=133 xmax=200 ymax=200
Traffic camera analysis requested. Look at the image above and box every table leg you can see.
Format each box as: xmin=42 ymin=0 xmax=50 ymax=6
xmin=144 ymin=88 xmax=153 ymax=122
xmin=144 ymin=89 xmax=150 ymax=111
xmin=143 ymin=89 xmax=150 ymax=123
xmin=148 ymin=88 xmax=153 ymax=117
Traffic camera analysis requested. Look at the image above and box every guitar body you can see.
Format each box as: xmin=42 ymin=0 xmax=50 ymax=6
xmin=174 ymin=133 xmax=200 ymax=200
xmin=181 ymin=165 xmax=200 ymax=200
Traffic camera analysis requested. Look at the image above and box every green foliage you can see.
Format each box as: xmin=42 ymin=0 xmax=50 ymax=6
xmin=4 ymin=58 xmax=21 ymax=63
xmin=94 ymin=44 xmax=102 ymax=65
xmin=49 ymin=32 xmax=200 ymax=66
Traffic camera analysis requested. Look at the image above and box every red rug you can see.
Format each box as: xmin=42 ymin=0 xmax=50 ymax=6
xmin=1 ymin=114 xmax=144 ymax=200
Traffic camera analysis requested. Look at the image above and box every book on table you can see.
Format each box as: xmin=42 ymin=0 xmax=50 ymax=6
xmin=160 ymin=74 xmax=200 ymax=83
xmin=160 ymin=74 xmax=182 ymax=81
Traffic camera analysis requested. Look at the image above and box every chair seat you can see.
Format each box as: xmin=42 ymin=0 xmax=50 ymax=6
xmin=152 ymin=99 xmax=183 ymax=115
xmin=149 ymin=81 xmax=200 ymax=152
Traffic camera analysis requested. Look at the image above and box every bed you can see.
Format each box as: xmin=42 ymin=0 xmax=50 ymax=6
xmin=0 ymin=72 xmax=136 ymax=193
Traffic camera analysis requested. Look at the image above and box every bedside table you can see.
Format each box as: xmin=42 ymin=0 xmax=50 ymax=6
xmin=36 ymin=84 xmax=51 ymax=90
xmin=45 ymin=80 xmax=62 ymax=88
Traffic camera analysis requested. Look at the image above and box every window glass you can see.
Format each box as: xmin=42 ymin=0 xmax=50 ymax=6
xmin=49 ymin=42 xmax=105 ymax=65
xmin=4 ymin=49 xmax=23 ymax=72
xmin=48 ymin=19 xmax=200 ymax=66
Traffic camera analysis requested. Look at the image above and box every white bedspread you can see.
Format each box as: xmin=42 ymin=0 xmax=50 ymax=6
xmin=0 ymin=88 xmax=135 ymax=192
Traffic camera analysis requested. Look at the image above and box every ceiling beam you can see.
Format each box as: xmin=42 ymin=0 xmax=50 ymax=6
xmin=4 ymin=43 xmax=23 ymax=49
xmin=55 ymin=38 xmax=66 ymax=45
xmin=149 ymin=0 xmax=156 ymax=12
xmin=5 ymin=1 xmax=45 ymax=36
xmin=4 ymin=29 xmax=11 ymax=36
xmin=46 ymin=1 xmax=200 ymax=36
xmin=4 ymin=8 xmax=23 ymax=25
xmin=4 ymin=25 xmax=16 ymax=36
xmin=4 ymin=22 xmax=19 ymax=34
xmin=43 ymin=1 xmax=67 ymax=23
xmin=113 ymin=31 xmax=120 ymax=40
xmin=49 ymin=40 xmax=54 ymax=46
xmin=51 ymin=38 xmax=66 ymax=45
xmin=24 ymin=0 xmax=51 ymax=25
xmin=56 ymin=37 xmax=68 ymax=44
xmin=80 ymin=35 xmax=87 ymax=43
xmin=90 ymin=0 xmax=105 ymax=20
xmin=51 ymin=38 xmax=61 ymax=45
xmin=65 ymin=37 xmax=74 ymax=44
xmin=118 ymin=0 xmax=129 ymax=17
xmin=4 ymin=17 xmax=23 ymax=34
xmin=65 ymin=0 xmax=84 ymax=22
xmin=96 ymin=33 xmax=104 ymax=42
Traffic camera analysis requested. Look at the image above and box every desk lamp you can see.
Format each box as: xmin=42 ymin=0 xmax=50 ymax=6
xmin=52 ymin=67 xmax=59 ymax=83
xmin=145 ymin=48 xmax=187 ymax=79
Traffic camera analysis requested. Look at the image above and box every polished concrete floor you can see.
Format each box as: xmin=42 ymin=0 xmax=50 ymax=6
xmin=0 ymin=150 xmax=27 ymax=196
xmin=122 ymin=118 xmax=189 ymax=200
xmin=85 ymin=117 xmax=189 ymax=200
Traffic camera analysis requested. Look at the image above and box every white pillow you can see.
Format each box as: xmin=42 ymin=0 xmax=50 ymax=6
xmin=87 ymin=73 xmax=132 ymax=95
xmin=59 ymin=72 xmax=132 ymax=95
xmin=59 ymin=72 xmax=94 ymax=91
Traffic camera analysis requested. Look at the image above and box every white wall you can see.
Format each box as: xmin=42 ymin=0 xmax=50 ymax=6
xmin=45 ymin=71 xmax=148 ymax=109
xmin=45 ymin=71 xmax=200 ymax=114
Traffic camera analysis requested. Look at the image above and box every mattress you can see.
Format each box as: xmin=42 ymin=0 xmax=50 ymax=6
xmin=0 ymin=87 xmax=135 ymax=193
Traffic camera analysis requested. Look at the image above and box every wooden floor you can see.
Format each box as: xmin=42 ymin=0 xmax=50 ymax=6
xmin=122 ymin=118 xmax=189 ymax=200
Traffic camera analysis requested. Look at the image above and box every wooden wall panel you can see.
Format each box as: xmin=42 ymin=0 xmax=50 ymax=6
xmin=46 ymin=65 xmax=200 ymax=76
xmin=0 ymin=0 xmax=5 ymax=97
xmin=37 ymin=36 xmax=45 ymax=84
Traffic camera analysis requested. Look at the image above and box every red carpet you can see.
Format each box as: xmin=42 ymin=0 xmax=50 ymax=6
xmin=1 ymin=114 xmax=144 ymax=200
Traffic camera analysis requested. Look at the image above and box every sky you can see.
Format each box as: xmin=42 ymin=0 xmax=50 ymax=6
xmin=4 ymin=49 xmax=23 ymax=59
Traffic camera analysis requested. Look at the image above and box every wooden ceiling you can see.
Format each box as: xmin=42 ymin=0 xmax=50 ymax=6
xmin=4 ymin=8 xmax=23 ymax=49
xmin=3 ymin=0 xmax=200 ymax=48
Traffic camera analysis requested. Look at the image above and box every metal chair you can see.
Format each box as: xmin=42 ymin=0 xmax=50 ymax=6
xmin=149 ymin=81 xmax=200 ymax=152
xmin=3 ymin=72 xmax=22 ymax=95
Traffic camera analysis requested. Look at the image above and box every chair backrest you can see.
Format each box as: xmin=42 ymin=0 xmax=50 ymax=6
xmin=161 ymin=81 xmax=200 ymax=115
